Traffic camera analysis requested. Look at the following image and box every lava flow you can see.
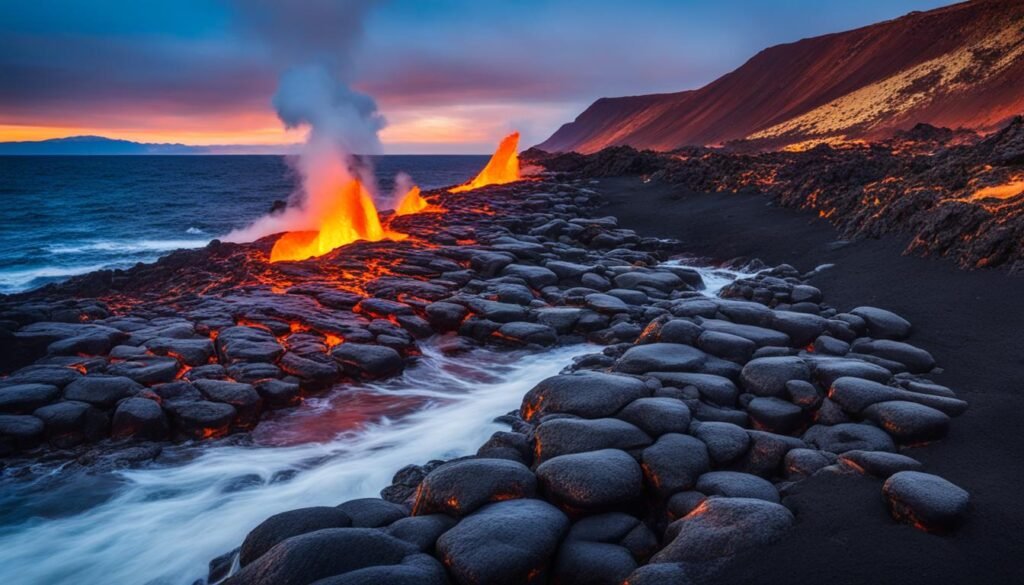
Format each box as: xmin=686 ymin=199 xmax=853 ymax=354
xmin=449 ymin=132 xmax=521 ymax=193
xmin=395 ymin=185 xmax=443 ymax=216
xmin=270 ymin=178 xmax=405 ymax=263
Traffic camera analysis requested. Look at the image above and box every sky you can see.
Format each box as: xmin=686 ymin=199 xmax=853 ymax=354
xmin=0 ymin=0 xmax=954 ymax=154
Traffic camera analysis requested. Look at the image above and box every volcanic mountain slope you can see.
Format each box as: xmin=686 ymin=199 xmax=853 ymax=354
xmin=538 ymin=0 xmax=1024 ymax=153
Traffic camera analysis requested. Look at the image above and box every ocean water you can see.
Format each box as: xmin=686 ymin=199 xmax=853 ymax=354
xmin=0 ymin=155 xmax=489 ymax=294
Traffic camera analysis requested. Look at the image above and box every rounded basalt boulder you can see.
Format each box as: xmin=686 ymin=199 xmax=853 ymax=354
xmin=622 ymin=563 xmax=694 ymax=585
xmin=63 ymin=375 xmax=143 ymax=408
xmin=436 ymin=499 xmax=569 ymax=585
xmin=740 ymin=357 xmax=810 ymax=397
xmin=533 ymin=418 xmax=652 ymax=463
xmin=32 ymin=400 xmax=109 ymax=447
xmin=838 ymin=450 xmax=922 ymax=478
xmin=0 ymin=414 xmax=45 ymax=453
xmin=784 ymin=448 xmax=836 ymax=479
xmin=383 ymin=514 xmax=456 ymax=553
xmin=883 ymin=471 xmax=969 ymax=533
xmin=656 ymin=319 xmax=703 ymax=345
xmin=536 ymin=448 xmax=644 ymax=510
xmin=225 ymin=527 xmax=420 ymax=585
xmin=615 ymin=397 xmax=692 ymax=437
xmin=254 ymin=379 xmax=301 ymax=410
xmin=424 ymin=301 xmax=468 ymax=330
xmin=733 ymin=430 xmax=807 ymax=477
xmin=111 ymin=397 xmax=168 ymax=440
xmin=612 ymin=343 xmax=707 ymax=375
xmin=309 ymin=553 xmax=448 ymax=584
xmin=193 ymin=379 xmax=263 ymax=428
xmin=651 ymin=497 xmax=794 ymax=563
xmin=828 ymin=377 xmax=967 ymax=416
xmin=812 ymin=358 xmax=893 ymax=387
xmin=803 ymin=423 xmax=895 ymax=453
xmin=649 ymin=372 xmax=738 ymax=406
xmin=0 ymin=383 xmax=60 ymax=414
xmin=336 ymin=498 xmax=407 ymax=528
xmin=551 ymin=513 xmax=658 ymax=585
xmin=769 ymin=311 xmax=828 ymax=347
xmin=746 ymin=396 xmax=805 ymax=434
xmin=239 ymin=506 xmax=353 ymax=567
xmin=640 ymin=433 xmax=710 ymax=497
xmin=520 ymin=372 xmax=650 ymax=423
xmin=695 ymin=471 xmax=779 ymax=503
xmin=850 ymin=307 xmax=912 ymax=340
xmin=863 ymin=400 xmax=950 ymax=443
xmin=851 ymin=339 xmax=935 ymax=374
xmin=165 ymin=400 xmax=236 ymax=439
xmin=501 ymin=264 xmax=559 ymax=288
xmin=331 ymin=343 xmax=404 ymax=379
xmin=691 ymin=421 xmax=750 ymax=466
xmin=696 ymin=331 xmax=756 ymax=363
xmin=412 ymin=458 xmax=537 ymax=517
xmin=495 ymin=322 xmax=558 ymax=347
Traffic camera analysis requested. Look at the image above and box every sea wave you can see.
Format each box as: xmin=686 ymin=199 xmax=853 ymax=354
xmin=44 ymin=239 xmax=209 ymax=255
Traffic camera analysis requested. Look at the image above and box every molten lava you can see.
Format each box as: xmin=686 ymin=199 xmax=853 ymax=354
xmin=449 ymin=132 xmax=521 ymax=193
xmin=270 ymin=179 xmax=405 ymax=262
xmin=395 ymin=186 xmax=443 ymax=216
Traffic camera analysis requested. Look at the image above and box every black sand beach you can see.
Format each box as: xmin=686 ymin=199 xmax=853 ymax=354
xmin=597 ymin=176 xmax=1024 ymax=584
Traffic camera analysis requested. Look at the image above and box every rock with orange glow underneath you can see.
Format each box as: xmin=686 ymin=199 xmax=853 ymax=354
xmin=331 ymin=343 xmax=404 ymax=379
xmin=436 ymin=498 xmax=568 ymax=585
xmin=520 ymin=372 xmax=651 ymax=423
xmin=883 ymin=471 xmax=969 ymax=533
xmin=651 ymin=498 xmax=795 ymax=563
xmin=412 ymin=458 xmax=537 ymax=518
xmin=537 ymin=448 xmax=643 ymax=510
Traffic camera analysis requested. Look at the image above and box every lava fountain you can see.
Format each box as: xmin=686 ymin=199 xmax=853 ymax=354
xmin=270 ymin=178 xmax=405 ymax=262
xmin=449 ymin=132 xmax=521 ymax=193
xmin=395 ymin=186 xmax=444 ymax=216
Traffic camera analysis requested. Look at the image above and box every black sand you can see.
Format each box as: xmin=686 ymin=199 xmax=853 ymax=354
xmin=595 ymin=176 xmax=1024 ymax=585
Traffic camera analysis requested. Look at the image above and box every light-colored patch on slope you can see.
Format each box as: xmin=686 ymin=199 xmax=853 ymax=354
xmin=749 ymin=24 xmax=1024 ymax=141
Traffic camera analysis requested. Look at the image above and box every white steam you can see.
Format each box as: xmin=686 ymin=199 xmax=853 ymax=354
xmin=224 ymin=0 xmax=388 ymax=244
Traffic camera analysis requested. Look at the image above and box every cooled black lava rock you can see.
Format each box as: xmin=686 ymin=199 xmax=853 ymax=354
xmin=193 ymin=379 xmax=263 ymax=428
xmin=239 ymin=506 xmax=353 ymax=567
xmin=111 ymin=397 xmax=168 ymax=440
xmin=412 ymin=458 xmax=537 ymax=517
xmin=520 ymin=372 xmax=650 ymax=423
xmin=692 ymin=421 xmax=750 ymax=465
xmin=652 ymin=497 xmax=794 ymax=563
xmin=164 ymin=400 xmax=236 ymax=439
xmin=0 ymin=414 xmax=45 ymax=453
xmin=0 ymin=383 xmax=60 ymax=414
xmin=740 ymin=357 xmax=810 ymax=397
xmin=63 ymin=375 xmax=143 ymax=408
xmin=838 ymin=450 xmax=922 ymax=478
xmin=883 ymin=471 xmax=970 ymax=533
xmin=336 ymin=498 xmax=407 ymax=528
xmin=695 ymin=471 xmax=779 ymax=503
xmin=32 ymin=400 xmax=109 ymax=447
xmin=640 ymin=433 xmax=710 ymax=497
xmin=803 ymin=423 xmax=896 ymax=453
xmin=436 ymin=499 xmax=569 ymax=585
xmin=850 ymin=307 xmax=912 ymax=340
xmin=537 ymin=448 xmax=644 ymax=510
xmin=332 ymin=343 xmax=404 ymax=378
xmin=383 ymin=514 xmax=456 ymax=553
xmin=613 ymin=343 xmax=707 ymax=374
xmin=254 ymin=379 xmax=301 ymax=409
xmin=225 ymin=527 xmax=421 ymax=585
xmin=863 ymin=400 xmax=950 ymax=442
xmin=534 ymin=418 xmax=652 ymax=463
xmin=615 ymin=397 xmax=692 ymax=437
xmin=851 ymin=339 xmax=935 ymax=373
xmin=746 ymin=396 xmax=804 ymax=434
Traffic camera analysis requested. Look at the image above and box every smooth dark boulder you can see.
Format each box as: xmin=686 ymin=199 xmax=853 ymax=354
xmin=784 ymin=448 xmax=835 ymax=478
xmin=850 ymin=307 xmax=912 ymax=340
xmin=803 ymin=423 xmax=896 ymax=453
xmin=106 ymin=356 xmax=180 ymax=385
xmin=692 ymin=422 xmax=750 ymax=465
xmin=613 ymin=343 xmax=707 ymax=375
xmin=699 ymin=320 xmax=789 ymax=347
xmin=652 ymin=498 xmax=794 ymax=562
xmin=144 ymin=337 xmax=214 ymax=366
xmin=828 ymin=377 xmax=967 ymax=416
xmin=740 ymin=357 xmax=810 ymax=397
xmin=640 ymin=433 xmax=710 ymax=497
xmin=0 ymin=414 xmax=45 ymax=453
xmin=336 ymin=498 xmax=407 ymax=528
xmin=697 ymin=331 xmax=756 ymax=363
xmin=863 ymin=400 xmax=950 ymax=442
xmin=648 ymin=372 xmax=738 ymax=406
xmin=883 ymin=471 xmax=969 ymax=533
xmin=254 ymin=379 xmax=301 ymax=409
xmin=436 ymin=499 xmax=569 ymax=585
xmin=308 ymin=554 xmax=448 ymax=585
xmin=111 ymin=397 xmax=168 ymax=440
xmin=384 ymin=514 xmax=456 ymax=553
xmin=520 ymin=372 xmax=650 ymax=422
xmin=495 ymin=322 xmax=558 ymax=346
xmin=501 ymin=264 xmax=558 ymax=288
xmin=695 ymin=471 xmax=779 ymax=503
xmin=0 ymin=383 xmax=60 ymax=413
xmin=838 ymin=450 xmax=922 ymax=478
xmin=812 ymin=358 xmax=892 ymax=387
xmin=747 ymin=397 xmax=804 ymax=434
xmin=552 ymin=541 xmax=636 ymax=585
xmin=537 ymin=449 xmax=643 ymax=510
xmin=226 ymin=528 xmax=419 ymax=585
xmin=852 ymin=339 xmax=935 ymax=373
xmin=194 ymin=379 xmax=263 ymax=428
xmin=332 ymin=344 xmax=404 ymax=378
xmin=412 ymin=458 xmax=537 ymax=517
xmin=63 ymin=375 xmax=142 ymax=408
xmin=616 ymin=397 xmax=691 ymax=436
xmin=216 ymin=326 xmax=284 ymax=363
xmin=33 ymin=400 xmax=109 ymax=447
xmin=534 ymin=418 xmax=652 ymax=463
xmin=165 ymin=400 xmax=236 ymax=439
xmin=239 ymin=507 xmax=353 ymax=566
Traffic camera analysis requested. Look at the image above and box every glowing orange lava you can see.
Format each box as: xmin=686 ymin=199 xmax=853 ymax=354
xmin=965 ymin=179 xmax=1024 ymax=202
xmin=395 ymin=185 xmax=444 ymax=216
xmin=270 ymin=179 xmax=406 ymax=262
xmin=449 ymin=132 xmax=521 ymax=193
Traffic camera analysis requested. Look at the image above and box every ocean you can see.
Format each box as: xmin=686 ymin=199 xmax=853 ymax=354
xmin=0 ymin=155 xmax=489 ymax=294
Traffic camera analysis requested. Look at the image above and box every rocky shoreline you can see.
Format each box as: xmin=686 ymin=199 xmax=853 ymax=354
xmin=0 ymin=176 xmax=974 ymax=584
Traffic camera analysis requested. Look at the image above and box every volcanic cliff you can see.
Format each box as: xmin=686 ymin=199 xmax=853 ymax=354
xmin=538 ymin=0 xmax=1024 ymax=153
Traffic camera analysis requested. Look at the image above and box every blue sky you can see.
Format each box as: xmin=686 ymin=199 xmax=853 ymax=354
xmin=0 ymin=0 xmax=954 ymax=153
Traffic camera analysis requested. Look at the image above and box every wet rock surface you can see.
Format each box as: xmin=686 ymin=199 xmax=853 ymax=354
xmin=0 ymin=177 xmax=976 ymax=583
